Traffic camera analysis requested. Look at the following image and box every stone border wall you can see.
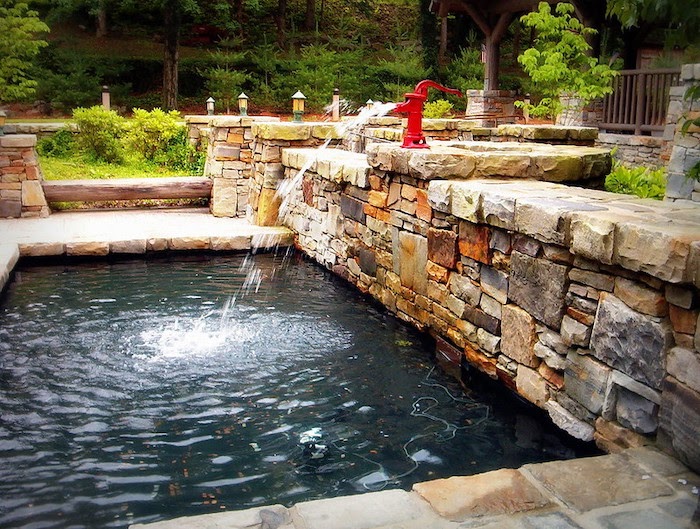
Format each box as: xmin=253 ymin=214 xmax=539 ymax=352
xmin=0 ymin=134 xmax=49 ymax=218
xmin=665 ymin=64 xmax=700 ymax=203
xmin=270 ymin=142 xmax=700 ymax=473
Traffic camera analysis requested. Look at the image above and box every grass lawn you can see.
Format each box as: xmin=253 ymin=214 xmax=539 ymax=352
xmin=40 ymin=156 xmax=194 ymax=181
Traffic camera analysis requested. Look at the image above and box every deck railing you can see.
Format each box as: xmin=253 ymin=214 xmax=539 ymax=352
xmin=600 ymin=68 xmax=681 ymax=134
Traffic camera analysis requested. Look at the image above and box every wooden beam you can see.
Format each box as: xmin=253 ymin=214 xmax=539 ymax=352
xmin=42 ymin=177 xmax=212 ymax=203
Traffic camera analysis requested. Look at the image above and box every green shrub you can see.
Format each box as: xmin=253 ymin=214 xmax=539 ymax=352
xmin=424 ymin=99 xmax=454 ymax=119
xmin=72 ymin=106 xmax=126 ymax=163
xmin=125 ymin=108 xmax=203 ymax=174
xmin=36 ymin=129 xmax=76 ymax=158
xmin=604 ymin=162 xmax=666 ymax=200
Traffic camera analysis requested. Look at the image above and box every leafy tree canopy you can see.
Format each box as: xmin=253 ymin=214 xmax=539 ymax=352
xmin=0 ymin=0 xmax=50 ymax=102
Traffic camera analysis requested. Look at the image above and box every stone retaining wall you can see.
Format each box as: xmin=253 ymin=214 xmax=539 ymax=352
xmin=596 ymin=133 xmax=671 ymax=169
xmin=0 ymin=134 xmax=49 ymax=218
xmin=267 ymin=141 xmax=700 ymax=473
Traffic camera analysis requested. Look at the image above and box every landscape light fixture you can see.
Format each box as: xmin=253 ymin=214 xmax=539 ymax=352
xmin=332 ymin=88 xmax=340 ymax=122
xmin=102 ymin=85 xmax=110 ymax=111
xmin=365 ymin=99 xmax=374 ymax=111
xmin=292 ymin=91 xmax=306 ymax=122
xmin=238 ymin=92 xmax=249 ymax=116
xmin=0 ymin=110 xmax=6 ymax=136
xmin=206 ymin=97 xmax=215 ymax=116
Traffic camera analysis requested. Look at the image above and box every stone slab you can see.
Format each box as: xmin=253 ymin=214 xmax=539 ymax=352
xmin=130 ymin=505 xmax=292 ymax=529
xmin=413 ymin=469 xmax=549 ymax=521
xmin=292 ymin=489 xmax=435 ymax=529
xmin=524 ymin=454 xmax=674 ymax=513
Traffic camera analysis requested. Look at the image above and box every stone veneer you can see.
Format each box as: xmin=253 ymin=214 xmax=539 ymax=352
xmin=0 ymin=134 xmax=49 ymax=218
xmin=241 ymin=135 xmax=700 ymax=473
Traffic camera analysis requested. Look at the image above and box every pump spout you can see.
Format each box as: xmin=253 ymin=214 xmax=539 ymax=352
xmin=393 ymin=80 xmax=463 ymax=149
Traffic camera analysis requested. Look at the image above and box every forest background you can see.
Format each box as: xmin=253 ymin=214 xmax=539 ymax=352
xmin=2 ymin=0 xmax=700 ymax=116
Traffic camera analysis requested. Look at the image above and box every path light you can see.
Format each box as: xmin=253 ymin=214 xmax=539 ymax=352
xmin=0 ymin=110 xmax=6 ymax=136
xmin=238 ymin=92 xmax=249 ymax=116
xmin=365 ymin=99 xmax=374 ymax=111
xmin=102 ymin=85 xmax=110 ymax=111
xmin=332 ymin=88 xmax=340 ymax=122
xmin=292 ymin=91 xmax=306 ymax=123
xmin=206 ymin=96 xmax=215 ymax=116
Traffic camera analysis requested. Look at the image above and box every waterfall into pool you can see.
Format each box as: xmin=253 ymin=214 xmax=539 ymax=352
xmin=0 ymin=252 xmax=594 ymax=528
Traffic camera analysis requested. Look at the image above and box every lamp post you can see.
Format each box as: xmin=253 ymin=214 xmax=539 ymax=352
xmin=238 ymin=92 xmax=249 ymax=116
xmin=292 ymin=91 xmax=306 ymax=123
xmin=332 ymin=88 xmax=340 ymax=122
xmin=102 ymin=85 xmax=110 ymax=111
xmin=206 ymin=97 xmax=215 ymax=116
xmin=365 ymin=99 xmax=374 ymax=112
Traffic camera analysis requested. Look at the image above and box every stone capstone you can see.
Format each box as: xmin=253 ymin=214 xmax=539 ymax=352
xmin=590 ymin=293 xmax=673 ymax=390
xmin=413 ymin=469 xmax=549 ymax=521
xmin=509 ymin=251 xmax=569 ymax=329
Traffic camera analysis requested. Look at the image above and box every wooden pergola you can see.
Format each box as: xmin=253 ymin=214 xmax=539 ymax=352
xmin=429 ymin=0 xmax=604 ymax=90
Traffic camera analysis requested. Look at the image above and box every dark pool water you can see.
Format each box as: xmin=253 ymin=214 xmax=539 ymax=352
xmin=0 ymin=252 xmax=594 ymax=528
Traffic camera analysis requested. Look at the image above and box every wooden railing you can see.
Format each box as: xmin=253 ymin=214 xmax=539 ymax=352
xmin=600 ymin=68 xmax=681 ymax=134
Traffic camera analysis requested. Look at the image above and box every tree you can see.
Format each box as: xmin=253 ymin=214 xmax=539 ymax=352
xmin=0 ymin=1 xmax=50 ymax=103
xmin=606 ymin=0 xmax=700 ymax=46
xmin=517 ymin=2 xmax=617 ymax=120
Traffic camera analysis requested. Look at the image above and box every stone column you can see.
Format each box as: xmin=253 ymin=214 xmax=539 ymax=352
xmin=249 ymin=122 xmax=343 ymax=226
xmin=665 ymin=63 xmax=700 ymax=202
xmin=0 ymin=134 xmax=49 ymax=218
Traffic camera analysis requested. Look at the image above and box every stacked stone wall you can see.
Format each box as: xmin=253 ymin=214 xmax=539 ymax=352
xmin=596 ymin=133 xmax=670 ymax=169
xmin=199 ymin=116 xmax=279 ymax=217
xmin=665 ymin=64 xmax=700 ymax=203
xmin=465 ymin=90 xmax=519 ymax=126
xmin=0 ymin=134 xmax=49 ymax=218
xmin=271 ymin=142 xmax=700 ymax=473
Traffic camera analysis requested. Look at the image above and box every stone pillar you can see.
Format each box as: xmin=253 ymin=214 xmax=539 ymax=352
xmin=200 ymin=116 xmax=279 ymax=218
xmin=465 ymin=90 xmax=517 ymax=126
xmin=665 ymin=63 xmax=700 ymax=202
xmin=249 ymin=122 xmax=343 ymax=226
xmin=0 ymin=134 xmax=49 ymax=218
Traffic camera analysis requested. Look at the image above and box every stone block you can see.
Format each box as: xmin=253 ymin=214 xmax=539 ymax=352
xmin=658 ymin=377 xmax=700 ymax=472
xmin=565 ymin=351 xmax=612 ymax=414
xmin=560 ymin=315 xmax=591 ymax=347
xmin=413 ymin=469 xmax=549 ymax=521
xmin=615 ymin=385 xmax=658 ymax=434
xmin=110 ymin=239 xmax=147 ymax=254
xmin=340 ymin=195 xmax=366 ymax=223
xmin=407 ymin=148 xmax=477 ymax=181
xmin=614 ymin=219 xmax=698 ymax=284
xmin=534 ymin=342 xmax=567 ymax=370
xmin=665 ymin=284 xmax=694 ymax=309
xmin=516 ymin=365 xmax=548 ymax=407
xmin=667 ymin=347 xmax=700 ymax=394
xmin=294 ymin=489 xmax=431 ymax=529
xmin=21 ymin=180 xmax=47 ymax=207
xmin=614 ymin=277 xmax=667 ymax=317
xmin=357 ymin=247 xmax=377 ymax=276
xmin=211 ymin=178 xmax=238 ymax=217
xmin=569 ymin=268 xmax=614 ymax=291
xmin=210 ymin=236 xmax=251 ymax=251
xmin=450 ymin=183 xmax=481 ymax=222
xmin=427 ymin=228 xmax=458 ymax=269
xmin=427 ymin=181 xmax=451 ymax=212
xmin=590 ymin=293 xmax=673 ymax=390
xmin=480 ymin=265 xmax=508 ymax=304
xmin=501 ymin=304 xmax=538 ymax=367
xmin=669 ymin=304 xmax=698 ymax=334
xmin=255 ymin=188 xmax=282 ymax=226
xmin=464 ymin=342 xmax=498 ymax=377
xmin=480 ymin=294 xmax=502 ymax=320
xmin=66 ymin=241 xmax=110 ymax=256
xmin=448 ymin=273 xmax=481 ymax=306
xmin=458 ymin=221 xmax=491 ymax=264
xmin=463 ymin=305 xmax=500 ymax=335
xmin=525 ymin=454 xmax=673 ymax=513
xmin=397 ymin=231 xmax=428 ymax=296
xmin=509 ymin=252 xmax=569 ymax=329
xmin=0 ymin=198 xmax=21 ymax=218
xmin=594 ymin=417 xmax=649 ymax=452
xmin=0 ymin=134 xmax=36 ymax=148
xmin=545 ymin=400 xmax=595 ymax=441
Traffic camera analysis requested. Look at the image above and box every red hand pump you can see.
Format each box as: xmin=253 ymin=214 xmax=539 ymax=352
xmin=393 ymin=80 xmax=463 ymax=149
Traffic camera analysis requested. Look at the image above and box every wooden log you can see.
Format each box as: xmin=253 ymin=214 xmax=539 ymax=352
xmin=42 ymin=177 xmax=212 ymax=202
